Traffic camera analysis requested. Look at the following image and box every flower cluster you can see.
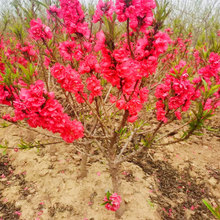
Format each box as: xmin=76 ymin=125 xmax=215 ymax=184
xmin=198 ymin=52 xmax=220 ymax=111
xmin=96 ymin=29 xmax=170 ymax=121
xmin=0 ymin=85 xmax=11 ymax=106
xmin=78 ymin=55 xmax=99 ymax=74
xmin=199 ymin=52 xmax=220 ymax=85
xmin=86 ymin=75 xmax=103 ymax=103
xmin=59 ymin=41 xmax=76 ymax=61
xmin=29 ymin=18 xmax=53 ymax=41
xmin=155 ymin=61 xmax=199 ymax=122
xmin=0 ymin=58 xmax=5 ymax=74
xmin=60 ymin=0 xmax=90 ymax=38
xmin=47 ymin=5 xmax=62 ymax=20
xmin=92 ymin=0 xmax=115 ymax=23
xmin=115 ymin=0 xmax=156 ymax=31
xmin=3 ymin=80 xmax=84 ymax=142
xmin=50 ymin=63 xmax=86 ymax=103
xmin=103 ymin=192 xmax=122 ymax=212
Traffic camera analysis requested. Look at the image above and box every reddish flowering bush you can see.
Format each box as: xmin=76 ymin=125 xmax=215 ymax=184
xmin=0 ymin=0 xmax=219 ymax=217
xmin=1 ymin=80 xmax=84 ymax=142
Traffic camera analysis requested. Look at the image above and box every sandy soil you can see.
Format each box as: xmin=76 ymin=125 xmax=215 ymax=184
xmin=0 ymin=114 xmax=219 ymax=220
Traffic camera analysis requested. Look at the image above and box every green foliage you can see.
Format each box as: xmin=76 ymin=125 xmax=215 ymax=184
xmin=0 ymin=141 xmax=9 ymax=155
xmin=0 ymin=67 xmax=19 ymax=86
xmin=0 ymin=121 xmax=10 ymax=128
xmin=33 ymin=0 xmax=48 ymax=9
xmin=182 ymin=100 xmax=214 ymax=139
xmin=154 ymin=0 xmax=171 ymax=29
xmin=117 ymin=127 xmax=128 ymax=136
xmin=101 ymin=191 xmax=112 ymax=206
xmin=147 ymin=199 xmax=155 ymax=208
xmin=18 ymin=139 xmax=39 ymax=149
xmin=10 ymin=22 xmax=26 ymax=41
xmin=202 ymin=79 xmax=220 ymax=99
xmin=0 ymin=62 xmax=35 ymax=86
xmin=102 ymin=15 xmax=116 ymax=51
xmin=202 ymin=199 xmax=220 ymax=219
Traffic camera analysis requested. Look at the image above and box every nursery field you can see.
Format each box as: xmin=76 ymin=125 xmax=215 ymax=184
xmin=0 ymin=0 xmax=220 ymax=219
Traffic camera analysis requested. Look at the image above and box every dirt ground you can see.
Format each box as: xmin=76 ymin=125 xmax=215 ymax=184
xmin=0 ymin=113 xmax=219 ymax=220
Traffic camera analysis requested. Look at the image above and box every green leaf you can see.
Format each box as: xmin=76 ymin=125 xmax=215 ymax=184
xmin=172 ymin=67 xmax=179 ymax=75
xmin=202 ymin=78 xmax=208 ymax=95
xmin=1 ymin=122 xmax=10 ymax=128
xmin=180 ymin=65 xmax=187 ymax=75
xmin=147 ymin=200 xmax=155 ymax=208
xmin=181 ymin=131 xmax=188 ymax=139
xmin=169 ymin=73 xmax=177 ymax=78
xmin=33 ymin=0 xmax=48 ymax=8
xmin=2 ymin=149 xmax=7 ymax=155
xmin=112 ymin=12 xmax=117 ymax=22
xmin=202 ymin=199 xmax=220 ymax=219
xmin=106 ymin=191 xmax=111 ymax=200
xmin=194 ymin=132 xmax=203 ymax=136
xmin=208 ymin=84 xmax=220 ymax=97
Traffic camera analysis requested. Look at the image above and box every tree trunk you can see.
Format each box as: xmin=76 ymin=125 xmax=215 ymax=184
xmin=109 ymin=162 xmax=126 ymax=219
xmin=79 ymin=152 xmax=88 ymax=178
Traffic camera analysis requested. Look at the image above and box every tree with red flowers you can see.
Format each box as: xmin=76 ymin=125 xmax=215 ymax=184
xmin=0 ymin=0 xmax=219 ymax=218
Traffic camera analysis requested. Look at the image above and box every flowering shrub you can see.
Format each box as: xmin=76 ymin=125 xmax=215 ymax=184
xmin=0 ymin=0 xmax=219 ymax=218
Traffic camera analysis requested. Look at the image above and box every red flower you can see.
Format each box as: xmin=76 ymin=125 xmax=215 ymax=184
xmin=29 ymin=18 xmax=52 ymax=40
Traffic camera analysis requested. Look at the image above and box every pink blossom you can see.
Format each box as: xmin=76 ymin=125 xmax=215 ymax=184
xmin=47 ymin=5 xmax=62 ymax=20
xmin=51 ymin=63 xmax=84 ymax=98
xmin=1 ymin=174 xmax=6 ymax=178
xmin=127 ymin=114 xmax=138 ymax=123
xmin=86 ymin=75 xmax=103 ymax=103
xmin=153 ymin=31 xmax=172 ymax=56
xmin=104 ymin=193 xmax=122 ymax=211
xmin=115 ymin=0 xmax=156 ymax=31
xmin=79 ymin=55 xmax=99 ymax=74
xmin=59 ymin=41 xmax=75 ymax=61
xmin=93 ymin=0 xmax=115 ymax=23
xmin=94 ymin=31 xmax=106 ymax=52
xmin=15 ymin=211 xmax=21 ymax=216
xmin=60 ymin=0 xmax=90 ymax=38
xmin=0 ymin=85 xmax=11 ymax=106
xmin=175 ymin=111 xmax=182 ymax=120
xmin=29 ymin=18 xmax=52 ymax=40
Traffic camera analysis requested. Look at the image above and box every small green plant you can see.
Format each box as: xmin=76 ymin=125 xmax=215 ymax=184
xmin=202 ymin=199 xmax=220 ymax=219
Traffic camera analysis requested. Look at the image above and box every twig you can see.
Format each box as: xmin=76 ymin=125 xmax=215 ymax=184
xmin=154 ymin=122 xmax=190 ymax=143
xmin=78 ymin=92 xmax=110 ymax=135
xmin=116 ymin=131 xmax=135 ymax=163
xmin=126 ymin=18 xmax=135 ymax=59
xmin=104 ymin=85 xmax=113 ymax=103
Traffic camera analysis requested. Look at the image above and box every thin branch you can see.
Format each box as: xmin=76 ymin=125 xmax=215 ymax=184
xmin=116 ymin=131 xmax=135 ymax=163
xmin=126 ymin=18 xmax=135 ymax=59
xmin=78 ymin=92 xmax=110 ymax=135
xmin=104 ymin=85 xmax=112 ymax=103
xmin=154 ymin=121 xmax=190 ymax=143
